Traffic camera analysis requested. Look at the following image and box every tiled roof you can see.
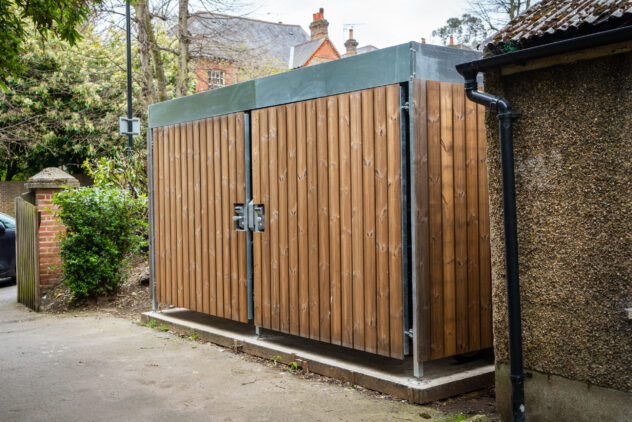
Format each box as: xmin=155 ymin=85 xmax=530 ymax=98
xmin=289 ymin=39 xmax=325 ymax=68
xmin=487 ymin=0 xmax=632 ymax=53
xmin=188 ymin=13 xmax=309 ymax=68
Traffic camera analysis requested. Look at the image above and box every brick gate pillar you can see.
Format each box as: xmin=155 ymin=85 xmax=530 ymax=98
xmin=24 ymin=168 xmax=79 ymax=289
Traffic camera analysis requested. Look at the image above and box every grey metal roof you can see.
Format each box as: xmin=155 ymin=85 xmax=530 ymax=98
xmin=188 ymin=12 xmax=309 ymax=69
xmin=289 ymin=39 xmax=324 ymax=68
xmin=487 ymin=0 xmax=632 ymax=52
xmin=357 ymin=45 xmax=378 ymax=54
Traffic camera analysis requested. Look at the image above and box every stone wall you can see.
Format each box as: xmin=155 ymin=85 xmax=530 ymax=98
xmin=0 ymin=181 xmax=26 ymax=216
xmin=483 ymin=51 xmax=632 ymax=396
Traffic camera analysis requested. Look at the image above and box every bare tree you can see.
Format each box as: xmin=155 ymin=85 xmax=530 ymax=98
xmin=469 ymin=0 xmax=537 ymax=31
xmin=432 ymin=0 xmax=539 ymax=47
xmin=176 ymin=0 xmax=190 ymax=97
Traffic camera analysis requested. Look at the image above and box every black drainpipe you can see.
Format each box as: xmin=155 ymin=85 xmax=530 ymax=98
xmin=459 ymin=73 xmax=526 ymax=422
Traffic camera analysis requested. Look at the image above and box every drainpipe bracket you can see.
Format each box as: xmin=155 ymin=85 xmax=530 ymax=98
xmin=497 ymin=112 xmax=521 ymax=121
xmin=510 ymin=372 xmax=532 ymax=381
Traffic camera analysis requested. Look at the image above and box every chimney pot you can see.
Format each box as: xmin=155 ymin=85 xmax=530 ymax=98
xmin=449 ymin=36 xmax=454 ymax=46
xmin=421 ymin=37 xmax=426 ymax=44
xmin=310 ymin=8 xmax=329 ymax=40
xmin=344 ymin=28 xmax=359 ymax=57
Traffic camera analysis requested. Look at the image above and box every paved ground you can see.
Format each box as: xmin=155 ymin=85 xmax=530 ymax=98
xmin=0 ymin=284 xmax=448 ymax=422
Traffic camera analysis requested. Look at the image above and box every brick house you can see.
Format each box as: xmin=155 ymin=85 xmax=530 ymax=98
xmin=189 ymin=9 xmax=376 ymax=93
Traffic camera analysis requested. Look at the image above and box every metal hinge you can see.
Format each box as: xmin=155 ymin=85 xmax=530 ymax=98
xmin=401 ymin=102 xmax=410 ymax=111
xmin=233 ymin=200 xmax=265 ymax=233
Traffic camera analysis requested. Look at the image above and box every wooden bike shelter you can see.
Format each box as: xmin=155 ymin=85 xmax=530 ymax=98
xmin=148 ymin=42 xmax=492 ymax=377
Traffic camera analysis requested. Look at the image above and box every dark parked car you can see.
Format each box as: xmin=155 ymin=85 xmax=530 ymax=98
xmin=0 ymin=212 xmax=16 ymax=281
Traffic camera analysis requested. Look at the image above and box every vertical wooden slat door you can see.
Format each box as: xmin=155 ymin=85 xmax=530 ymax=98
xmin=412 ymin=79 xmax=493 ymax=362
xmin=252 ymin=84 xmax=405 ymax=359
xmin=152 ymin=112 xmax=248 ymax=323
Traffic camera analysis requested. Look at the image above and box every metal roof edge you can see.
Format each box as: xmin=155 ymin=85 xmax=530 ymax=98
xmin=149 ymin=41 xmax=483 ymax=128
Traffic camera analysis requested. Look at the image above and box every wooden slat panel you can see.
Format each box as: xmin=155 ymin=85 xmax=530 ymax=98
xmin=181 ymin=123 xmax=191 ymax=309
xmin=277 ymin=106 xmax=290 ymax=333
xmin=465 ymin=94 xmax=480 ymax=351
xmin=193 ymin=121 xmax=203 ymax=312
xmin=252 ymin=110 xmax=262 ymax=324
xmin=213 ymin=117 xmax=224 ymax=317
xmin=236 ymin=113 xmax=248 ymax=323
xmin=187 ymin=122 xmax=196 ymax=310
xmin=478 ymin=103 xmax=493 ymax=349
xmin=228 ymin=114 xmax=239 ymax=320
xmin=156 ymin=128 xmax=165 ymax=303
xmin=16 ymin=198 xmax=40 ymax=311
xmin=350 ymin=91 xmax=365 ymax=351
xmin=296 ymin=101 xmax=310 ymax=338
xmin=163 ymin=126 xmax=172 ymax=306
xmin=220 ymin=116 xmax=231 ymax=319
xmin=154 ymin=114 xmax=247 ymax=321
xmin=374 ymin=85 xmax=390 ymax=357
xmin=327 ymin=95 xmax=342 ymax=346
xmin=412 ymin=79 xmax=431 ymax=362
xmin=260 ymin=109 xmax=271 ymax=328
xmin=427 ymin=81 xmax=444 ymax=359
xmin=169 ymin=125 xmax=178 ymax=305
xmin=386 ymin=84 xmax=403 ymax=359
xmin=338 ymin=93 xmax=353 ymax=349
xmin=174 ymin=124 xmax=184 ymax=307
xmin=268 ymin=107 xmax=280 ymax=330
xmin=316 ymin=97 xmax=330 ymax=342
xmin=287 ymin=103 xmax=300 ymax=336
xmin=200 ymin=120 xmax=209 ymax=314
xmin=205 ymin=119 xmax=217 ymax=315
xmin=440 ymin=82 xmax=456 ymax=357
xmin=307 ymin=100 xmax=321 ymax=340
xmin=361 ymin=89 xmax=377 ymax=354
xmin=452 ymin=84 xmax=468 ymax=353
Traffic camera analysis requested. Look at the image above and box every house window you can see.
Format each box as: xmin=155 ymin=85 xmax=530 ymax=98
xmin=208 ymin=69 xmax=225 ymax=89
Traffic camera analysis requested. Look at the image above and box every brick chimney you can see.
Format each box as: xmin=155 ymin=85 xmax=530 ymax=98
xmin=309 ymin=8 xmax=329 ymax=40
xmin=344 ymin=29 xmax=358 ymax=56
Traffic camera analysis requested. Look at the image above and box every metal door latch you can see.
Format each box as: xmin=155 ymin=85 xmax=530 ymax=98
xmin=233 ymin=203 xmax=247 ymax=231
xmin=233 ymin=201 xmax=265 ymax=233
xmin=252 ymin=204 xmax=265 ymax=233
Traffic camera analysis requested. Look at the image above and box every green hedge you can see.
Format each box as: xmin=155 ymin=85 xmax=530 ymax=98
xmin=53 ymin=186 xmax=147 ymax=298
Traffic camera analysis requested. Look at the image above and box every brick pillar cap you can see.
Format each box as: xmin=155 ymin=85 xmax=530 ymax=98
xmin=25 ymin=167 xmax=80 ymax=190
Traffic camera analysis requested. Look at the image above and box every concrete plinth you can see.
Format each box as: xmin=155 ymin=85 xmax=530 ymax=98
xmin=142 ymin=309 xmax=494 ymax=405
xmin=495 ymin=363 xmax=632 ymax=421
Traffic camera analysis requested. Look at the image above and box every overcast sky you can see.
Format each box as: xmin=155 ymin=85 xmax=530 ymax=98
xmin=249 ymin=0 xmax=471 ymax=51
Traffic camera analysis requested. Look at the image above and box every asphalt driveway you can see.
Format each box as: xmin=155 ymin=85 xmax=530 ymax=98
xmin=0 ymin=284 xmax=443 ymax=421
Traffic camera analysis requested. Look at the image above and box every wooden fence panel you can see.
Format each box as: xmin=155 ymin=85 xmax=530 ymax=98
xmin=15 ymin=197 xmax=39 ymax=311
xmin=252 ymin=84 xmax=405 ymax=358
xmin=413 ymin=79 xmax=493 ymax=361
xmin=152 ymin=113 xmax=247 ymax=323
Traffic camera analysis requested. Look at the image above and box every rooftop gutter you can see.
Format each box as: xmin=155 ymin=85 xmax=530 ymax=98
xmin=457 ymin=25 xmax=632 ymax=76
xmin=456 ymin=24 xmax=632 ymax=422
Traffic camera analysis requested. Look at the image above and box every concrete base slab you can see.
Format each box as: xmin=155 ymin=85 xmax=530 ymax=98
xmin=142 ymin=309 xmax=494 ymax=405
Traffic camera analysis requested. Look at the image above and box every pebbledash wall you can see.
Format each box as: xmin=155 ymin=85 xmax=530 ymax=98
xmin=484 ymin=52 xmax=632 ymax=420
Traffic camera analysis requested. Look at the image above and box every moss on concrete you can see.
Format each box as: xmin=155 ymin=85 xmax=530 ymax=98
xmin=484 ymin=52 xmax=632 ymax=393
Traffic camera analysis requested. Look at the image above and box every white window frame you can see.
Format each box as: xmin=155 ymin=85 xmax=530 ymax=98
xmin=208 ymin=69 xmax=226 ymax=89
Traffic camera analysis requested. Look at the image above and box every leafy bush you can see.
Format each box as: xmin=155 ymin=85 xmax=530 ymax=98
xmin=53 ymin=186 xmax=147 ymax=298
xmin=83 ymin=152 xmax=147 ymax=199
